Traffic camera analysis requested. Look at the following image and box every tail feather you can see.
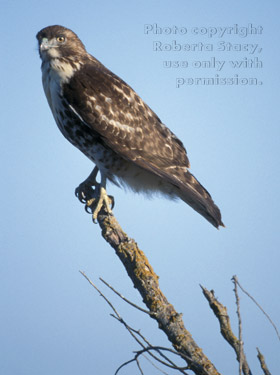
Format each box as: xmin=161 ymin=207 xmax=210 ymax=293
xmin=177 ymin=171 xmax=224 ymax=229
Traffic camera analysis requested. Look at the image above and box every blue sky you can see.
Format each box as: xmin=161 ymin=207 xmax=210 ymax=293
xmin=1 ymin=1 xmax=280 ymax=374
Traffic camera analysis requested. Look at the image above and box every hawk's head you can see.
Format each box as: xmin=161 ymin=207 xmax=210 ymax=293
xmin=36 ymin=25 xmax=86 ymax=61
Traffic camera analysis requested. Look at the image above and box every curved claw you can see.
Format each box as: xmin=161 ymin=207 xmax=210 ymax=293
xmin=75 ymin=183 xmax=95 ymax=203
xmin=75 ymin=185 xmax=86 ymax=203
xmin=75 ymin=167 xmax=99 ymax=203
xmin=85 ymin=202 xmax=93 ymax=214
xmin=108 ymin=195 xmax=115 ymax=210
xmin=75 ymin=167 xmax=114 ymax=221
xmin=76 ymin=183 xmax=114 ymax=221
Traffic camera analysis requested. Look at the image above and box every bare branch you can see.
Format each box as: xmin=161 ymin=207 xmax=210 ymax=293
xmin=115 ymin=346 xmax=191 ymax=375
xmin=115 ymin=357 xmax=135 ymax=375
xmin=81 ymin=198 xmax=221 ymax=375
xmin=80 ymin=272 xmax=148 ymax=351
xmin=200 ymin=285 xmax=252 ymax=375
xmin=135 ymin=346 xmax=190 ymax=369
xmin=142 ymin=354 xmax=170 ymax=374
xmin=234 ymin=276 xmax=280 ymax=341
xmin=256 ymin=348 xmax=272 ymax=375
xmin=81 ymin=272 xmax=190 ymax=374
xmin=136 ymin=357 xmax=144 ymax=375
xmin=79 ymin=271 xmax=121 ymax=319
xmin=232 ymin=276 xmax=244 ymax=375
xmin=99 ymin=277 xmax=151 ymax=315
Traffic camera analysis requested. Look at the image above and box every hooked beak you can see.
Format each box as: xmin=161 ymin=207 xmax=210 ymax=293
xmin=40 ymin=37 xmax=50 ymax=52
xmin=38 ymin=37 xmax=61 ymax=60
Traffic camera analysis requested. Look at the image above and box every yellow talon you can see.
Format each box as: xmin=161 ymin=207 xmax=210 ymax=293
xmin=76 ymin=167 xmax=114 ymax=221
xmin=91 ymin=186 xmax=113 ymax=221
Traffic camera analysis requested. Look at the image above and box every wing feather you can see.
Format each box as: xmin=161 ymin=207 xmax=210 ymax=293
xmin=62 ymin=61 xmax=190 ymax=188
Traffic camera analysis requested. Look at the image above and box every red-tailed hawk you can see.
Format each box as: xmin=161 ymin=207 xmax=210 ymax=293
xmin=36 ymin=25 xmax=224 ymax=228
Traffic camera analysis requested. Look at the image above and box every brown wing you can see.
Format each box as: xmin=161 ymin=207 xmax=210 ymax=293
xmin=62 ymin=60 xmax=190 ymax=187
xmin=63 ymin=58 xmax=224 ymax=228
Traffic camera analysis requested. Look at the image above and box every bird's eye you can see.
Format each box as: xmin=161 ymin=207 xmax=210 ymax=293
xmin=56 ymin=36 xmax=65 ymax=43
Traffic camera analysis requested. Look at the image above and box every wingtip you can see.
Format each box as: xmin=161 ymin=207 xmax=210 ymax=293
xmin=216 ymin=221 xmax=226 ymax=230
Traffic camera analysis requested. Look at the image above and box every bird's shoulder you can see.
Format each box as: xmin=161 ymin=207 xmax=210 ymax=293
xmin=62 ymin=56 xmax=190 ymax=168
xmin=63 ymin=56 xmax=160 ymax=124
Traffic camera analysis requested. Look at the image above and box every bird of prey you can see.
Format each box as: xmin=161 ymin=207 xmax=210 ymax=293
xmin=36 ymin=25 xmax=224 ymax=228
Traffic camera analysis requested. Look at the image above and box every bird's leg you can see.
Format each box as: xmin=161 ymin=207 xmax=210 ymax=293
xmin=90 ymin=174 xmax=114 ymax=221
xmin=75 ymin=167 xmax=114 ymax=222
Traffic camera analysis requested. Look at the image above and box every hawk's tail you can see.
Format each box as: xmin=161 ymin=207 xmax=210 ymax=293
xmin=177 ymin=171 xmax=224 ymax=229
